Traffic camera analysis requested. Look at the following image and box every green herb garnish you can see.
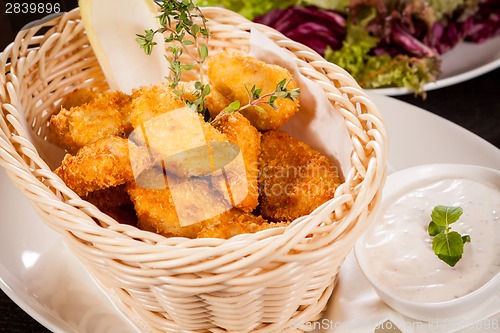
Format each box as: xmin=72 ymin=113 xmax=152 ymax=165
xmin=136 ymin=0 xmax=211 ymax=118
xmin=136 ymin=0 xmax=299 ymax=123
xmin=428 ymin=205 xmax=470 ymax=267
xmin=211 ymin=79 xmax=300 ymax=124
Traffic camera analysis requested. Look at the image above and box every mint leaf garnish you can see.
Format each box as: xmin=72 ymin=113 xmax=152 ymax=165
xmin=428 ymin=221 xmax=445 ymax=236
xmin=462 ymin=235 xmax=471 ymax=244
xmin=431 ymin=205 xmax=463 ymax=226
xmin=432 ymin=231 xmax=464 ymax=267
xmin=428 ymin=205 xmax=470 ymax=267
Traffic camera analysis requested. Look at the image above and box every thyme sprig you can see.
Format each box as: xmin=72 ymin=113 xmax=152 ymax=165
xmin=211 ymin=79 xmax=300 ymax=124
xmin=136 ymin=0 xmax=210 ymax=118
xmin=135 ymin=0 xmax=300 ymax=124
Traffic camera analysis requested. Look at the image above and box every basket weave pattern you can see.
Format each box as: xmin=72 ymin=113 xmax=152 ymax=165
xmin=0 ymin=7 xmax=387 ymax=333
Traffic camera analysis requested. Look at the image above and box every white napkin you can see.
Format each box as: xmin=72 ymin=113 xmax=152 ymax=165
xmin=249 ymin=28 xmax=353 ymax=177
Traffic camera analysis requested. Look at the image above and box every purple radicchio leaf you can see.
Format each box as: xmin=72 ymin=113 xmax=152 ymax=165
xmin=372 ymin=28 xmax=434 ymax=57
xmin=465 ymin=0 xmax=500 ymax=43
xmin=426 ymin=19 xmax=473 ymax=54
xmin=254 ymin=5 xmax=346 ymax=55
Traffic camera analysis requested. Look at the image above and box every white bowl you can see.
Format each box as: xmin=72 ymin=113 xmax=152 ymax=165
xmin=354 ymin=163 xmax=500 ymax=322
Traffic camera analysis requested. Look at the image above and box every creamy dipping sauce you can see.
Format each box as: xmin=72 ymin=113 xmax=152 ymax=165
xmin=359 ymin=177 xmax=500 ymax=303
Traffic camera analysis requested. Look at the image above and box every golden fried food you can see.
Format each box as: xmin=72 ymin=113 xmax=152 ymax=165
xmin=131 ymin=112 xmax=228 ymax=178
xmin=207 ymin=51 xmax=300 ymax=130
xmin=258 ymin=130 xmax=341 ymax=222
xmin=196 ymin=209 xmax=269 ymax=239
xmin=177 ymin=81 xmax=232 ymax=119
xmin=213 ymin=112 xmax=260 ymax=212
xmin=127 ymin=168 xmax=230 ymax=238
xmin=130 ymin=86 xmax=228 ymax=177
xmin=55 ymin=136 xmax=152 ymax=197
xmin=127 ymin=167 xmax=275 ymax=239
xmin=129 ymin=82 xmax=186 ymax=129
xmin=60 ymin=88 xmax=97 ymax=109
xmin=51 ymin=55 xmax=313 ymax=238
xmin=49 ymin=90 xmax=133 ymax=153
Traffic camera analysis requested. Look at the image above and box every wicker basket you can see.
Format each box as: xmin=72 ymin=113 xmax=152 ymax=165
xmin=0 ymin=7 xmax=387 ymax=333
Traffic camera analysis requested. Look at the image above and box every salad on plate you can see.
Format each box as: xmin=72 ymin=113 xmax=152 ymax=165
xmin=197 ymin=0 xmax=500 ymax=95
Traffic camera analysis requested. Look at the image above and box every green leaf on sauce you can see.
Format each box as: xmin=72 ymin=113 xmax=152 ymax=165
xmin=428 ymin=221 xmax=445 ymax=236
xmin=431 ymin=205 xmax=463 ymax=227
xmin=432 ymin=231 xmax=464 ymax=267
xmin=428 ymin=205 xmax=470 ymax=267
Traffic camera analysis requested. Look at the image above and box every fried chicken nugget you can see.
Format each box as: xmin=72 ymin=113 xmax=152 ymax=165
xmin=258 ymin=130 xmax=341 ymax=222
xmin=130 ymin=111 xmax=228 ymax=178
xmin=129 ymin=82 xmax=186 ymax=129
xmin=177 ymin=81 xmax=232 ymax=119
xmin=207 ymin=51 xmax=300 ymax=130
xmin=127 ymin=168 xmax=233 ymax=238
xmin=49 ymin=91 xmax=133 ymax=153
xmin=130 ymin=83 xmax=229 ymax=178
xmin=128 ymin=167 xmax=279 ymax=239
xmin=213 ymin=112 xmax=261 ymax=212
xmin=55 ymin=136 xmax=152 ymax=197
xmin=196 ymin=208 xmax=269 ymax=239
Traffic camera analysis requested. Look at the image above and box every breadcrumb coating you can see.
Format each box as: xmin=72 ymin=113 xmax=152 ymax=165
xmin=258 ymin=130 xmax=341 ymax=222
xmin=127 ymin=168 xmax=274 ymax=239
xmin=213 ymin=112 xmax=261 ymax=212
xmin=55 ymin=136 xmax=152 ymax=197
xmin=49 ymin=91 xmax=133 ymax=153
xmin=129 ymin=82 xmax=186 ymax=129
xmin=207 ymin=50 xmax=300 ymax=130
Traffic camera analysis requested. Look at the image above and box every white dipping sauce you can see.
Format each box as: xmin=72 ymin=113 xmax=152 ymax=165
xmin=360 ymin=177 xmax=500 ymax=303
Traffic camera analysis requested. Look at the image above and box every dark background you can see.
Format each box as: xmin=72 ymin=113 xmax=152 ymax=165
xmin=0 ymin=1 xmax=499 ymax=332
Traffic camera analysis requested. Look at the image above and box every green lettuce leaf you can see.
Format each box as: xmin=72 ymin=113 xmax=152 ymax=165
xmin=301 ymin=0 xmax=350 ymax=11
xmin=324 ymin=7 xmax=440 ymax=95
xmin=424 ymin=0 xmax=479 ymax=20
xmin=195 ymin=0 xmax=298 ymax=20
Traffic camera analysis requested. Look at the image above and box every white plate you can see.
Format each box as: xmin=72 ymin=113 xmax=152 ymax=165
xmin=370 ymin=36 xmax=500 ymax=96
xmin=0 ymin=178 xmax=139 ymax=331
xmin=1 ymin=93 xmax=499 ymax=333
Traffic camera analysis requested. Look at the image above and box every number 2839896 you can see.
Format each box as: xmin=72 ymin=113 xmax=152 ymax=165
xmin=5 ymin=2 xmax=61 ymax=14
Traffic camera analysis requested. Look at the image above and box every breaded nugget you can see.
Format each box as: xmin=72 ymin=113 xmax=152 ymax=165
xmin=127 ymin=168 xmax=233 ymax=238
xmin=130 ymin=83 xmax=229 ymax=177
xmin=213 ymin=112 xmax=260 ymax=212
xmin=128 ymin=176 xmax=179 ymax=233
xmin=130 ymin=102 xmax=228 ymax=178
xmin=128 ymin=167 xmax=281 ymax=239
xmin=207 ymin=51 xmax=300 ymax=130
xmin=177 ymin=81 xmax=232 ymax=119
xmin=49 ymin=91 xmax=133 ymax=153
xmin=129 ymin=82 xmax=186 ymax=129
xmin=55 ymin=136 xmax=152 ymax=197
xmin=60 ymin=88 xmax=97 ymax=109
xmin=196 ymin=208 xmax=269 ymax=239
xmin=258 ymin=130 xmax=341 ymax=222
xmin=84 ymin=185 xmax=138 ymax=226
